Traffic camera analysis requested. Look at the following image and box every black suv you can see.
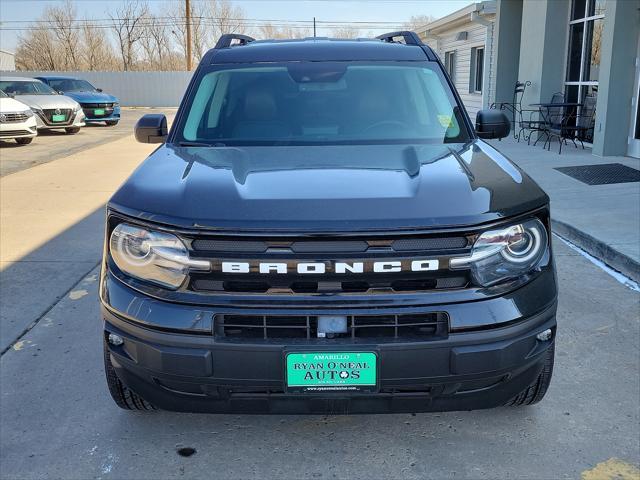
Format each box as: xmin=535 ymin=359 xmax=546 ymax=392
xmin=101 ymin=32 xmax=557 ymax=414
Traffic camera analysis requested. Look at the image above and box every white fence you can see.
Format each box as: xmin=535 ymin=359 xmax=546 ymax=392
xmin=0 ymin=71 xmax=193 ymax=107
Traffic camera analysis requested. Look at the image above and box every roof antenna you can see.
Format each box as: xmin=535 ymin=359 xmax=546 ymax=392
xmin=313 ymin=17 xmax=316 ymax=38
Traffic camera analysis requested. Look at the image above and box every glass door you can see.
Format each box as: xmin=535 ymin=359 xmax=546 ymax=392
xmin=628 ymin=36 xmax=640 ymax=159
xmin=565 ymin=0 xmax=606 ymax=142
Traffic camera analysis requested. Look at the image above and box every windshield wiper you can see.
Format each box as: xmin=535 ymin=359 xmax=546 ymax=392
xmin=177 ymin=141 xmax=218 ymax=147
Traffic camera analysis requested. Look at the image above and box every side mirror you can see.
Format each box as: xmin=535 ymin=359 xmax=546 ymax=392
xmin=135 ymin=114 xmax=168 ymax=144
xmin=96 ymin=88 xmax=103 ymax=92
xmin=475 ymin=109 xmax=511 ymax=139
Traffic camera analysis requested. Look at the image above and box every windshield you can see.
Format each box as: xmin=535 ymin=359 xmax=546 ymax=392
xmin=0 ymin=90 xmax=6 ymax=98
xmin=0 ymin=80 xmax=57 ymax=96
xmin=47 ymin=78 xmax=96 ymax=92
xmin=176 ymin=62 xmax=470 ymax=146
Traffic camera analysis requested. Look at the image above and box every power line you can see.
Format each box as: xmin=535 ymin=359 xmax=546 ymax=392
xmin=1 ymin=16 xmax=412 ymax=24
xmin=0 ymin=20 xmax=407 ymax=32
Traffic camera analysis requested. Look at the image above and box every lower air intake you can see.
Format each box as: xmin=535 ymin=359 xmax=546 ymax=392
xmin=215 ymin=313 xmax=448 ymax=340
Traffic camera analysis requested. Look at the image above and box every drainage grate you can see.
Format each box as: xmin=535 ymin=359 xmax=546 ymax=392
xmin=555 ymin=163 xmax=640 ymax=185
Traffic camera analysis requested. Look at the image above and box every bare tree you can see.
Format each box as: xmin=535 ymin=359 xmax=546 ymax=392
xmin=109 ymin=0 xmax=150 ymax=70
xmin=82 ymin=22 xmax=118 ymax=71
xmin=257 ymin=23 xmax=311 ymax=39
xmin=140 ymin=13 xmax=173 ymax=70
xmin=207 ymin=0 xmax=248 ymax=41
xmin=15 ymin=29 xmax=60 ymax=70
xmin=169 ymin=0 xmax=249 ymax=67
xmin=169 ymin=0 xmax=208 ymax=68
xmin=331 ymin=26 xmax=361 ymax=39
xmin=47 ymin=0 xmax=81 ymax=70
xmin=402 ymin=14 xmax=435 ymax=33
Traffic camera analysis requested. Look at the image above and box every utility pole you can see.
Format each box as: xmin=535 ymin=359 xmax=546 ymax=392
xmin=313 ymin=17 xmax=316 ymax=38
xmin=185 ymin=0 xmax=192 ymax=71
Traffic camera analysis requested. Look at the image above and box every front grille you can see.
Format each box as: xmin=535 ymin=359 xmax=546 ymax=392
xmin=40 ymin=109 xmax=73 ymax=125
xmin=192 ymin=276 xmax=468 ymax=294
xmin=0 ymin=130 xmax=32 ymax=137
xmin=187 ymin=233 xmax=472 ymax=295
xmin=215 ymin=313 xmax=448 ymax=340
xmin=191 ymin=236 xmax=468 ymax=254
xmin=82 ymin=103 xmax=114 ymax=118
xmin=82 ymin=103 xmax=114 ymax=108
xmin=0 ymin=112 xmax=30 ymax=123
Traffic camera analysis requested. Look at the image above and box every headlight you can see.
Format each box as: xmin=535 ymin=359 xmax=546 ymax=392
xmin=450 ymin=218 xmax=548 ymax=287
xmin=24 ymin=109 xmax=35 ymax=118
xmin=109 ymin=223 xmax=209 ymax=289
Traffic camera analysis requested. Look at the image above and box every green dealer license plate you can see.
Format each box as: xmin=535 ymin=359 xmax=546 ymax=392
xmin=285 ymin=352 xmax=377 ymax=393
xmin=52 ymin=114 xmax=66 ymax=122
xmin=94 ymin=109 xmax=105 ymax=115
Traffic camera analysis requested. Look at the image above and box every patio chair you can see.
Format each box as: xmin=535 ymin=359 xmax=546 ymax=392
xmin=538 ymin=92 xmax=575 ymax=154
xmin=491 ymin=81 xmax=543 ymax=142
xmin=572 ymin=93 xmax=597 ymax=146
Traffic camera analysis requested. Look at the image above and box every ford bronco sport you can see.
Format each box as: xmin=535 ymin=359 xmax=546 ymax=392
xmin=101 ymin=32 xmax=557 ymax=414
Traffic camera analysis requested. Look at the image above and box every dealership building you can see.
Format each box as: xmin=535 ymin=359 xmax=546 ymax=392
xmin=419 ymin=0 xmax=640 ymax=158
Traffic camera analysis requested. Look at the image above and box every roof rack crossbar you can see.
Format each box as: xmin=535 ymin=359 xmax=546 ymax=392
xmin=376 ymin=31 xmax=423 ymax=46
xmin=215 ymin=34 xmax=256 ymax=49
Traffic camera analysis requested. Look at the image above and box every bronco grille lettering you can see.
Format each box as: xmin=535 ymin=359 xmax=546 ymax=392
xmin=213 ymin=259 xmax=440 ymax=274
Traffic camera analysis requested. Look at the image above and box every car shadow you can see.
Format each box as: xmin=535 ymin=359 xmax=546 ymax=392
xmin=0 ymin=205 xmax=105 ymax=353
xmin=0 ymin=140 xmax=28 ymax=148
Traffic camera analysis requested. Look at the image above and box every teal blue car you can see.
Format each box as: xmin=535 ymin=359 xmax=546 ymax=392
xmin=36 ymin=76 xmax=120 ymax=126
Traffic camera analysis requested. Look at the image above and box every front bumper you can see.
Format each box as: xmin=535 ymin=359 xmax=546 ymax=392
xmin=82 ymin=105 xmax=120 ymax=123
xmin=35 ymin=110 xmax=85 ymax=130
xmin=0 ymin=117 xmax=37 ymax=139
xmin=102 ymin=270 xmax=558 ymax=414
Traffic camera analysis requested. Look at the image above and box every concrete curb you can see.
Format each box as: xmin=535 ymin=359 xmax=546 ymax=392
xmin=552 ymin=219 xmax=640 ymax=283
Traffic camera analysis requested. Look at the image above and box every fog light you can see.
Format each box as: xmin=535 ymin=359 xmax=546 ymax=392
xmin=536 ymin=329 xmax=552 ymax=341
xmin=108 ymin=333 xmax=124 ymax=346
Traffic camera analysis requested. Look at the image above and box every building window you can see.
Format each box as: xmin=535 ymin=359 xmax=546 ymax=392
xmin=565 ymin=0 xmax=605 ymax=106
xmin=444 ymin=51 xmax=456 ymax=83
xmin=470 ymin=47 xmax=484 ymax=93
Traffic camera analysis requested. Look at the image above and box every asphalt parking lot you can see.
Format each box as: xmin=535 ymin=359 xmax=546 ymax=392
xmin=0 ymin=108 xmax=176 ymax=177
xmin=0 ymin=125 xmax=639 ymax=479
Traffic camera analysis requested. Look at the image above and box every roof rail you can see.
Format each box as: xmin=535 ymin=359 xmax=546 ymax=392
xmin=214 ymin=33 xmax=255 ymax=49
xmin=376 ymin=31 xmax=423 ymax=46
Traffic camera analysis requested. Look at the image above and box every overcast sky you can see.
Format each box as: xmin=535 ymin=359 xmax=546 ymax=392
xmin=0 ymin=0 xmax=473 ymax=52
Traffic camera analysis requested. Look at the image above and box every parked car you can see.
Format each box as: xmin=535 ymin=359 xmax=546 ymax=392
xmin=0 ymin=77 xmax=85 ymax=134
xmin=0 ymin=90 xmax=37 ymax=145
xmin=101 ymin=32 xmax=557 ymax=414
xmin=36 ymin=76 xmax=120 ymax=127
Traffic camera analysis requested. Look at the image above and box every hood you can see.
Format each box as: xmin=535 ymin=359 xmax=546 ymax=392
xmin=0 ymin=97 xmax=31 ymax=113
xmin=62 ymin=91 xmax=118 ymax=104
xmin=14 ymin=94 xmax=80 ymax=111
xmin=109 ymin=141 xmax=549 ymax=233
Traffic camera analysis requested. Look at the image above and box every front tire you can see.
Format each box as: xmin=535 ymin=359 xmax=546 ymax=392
xmin=15 ymin=137 xmax=33 ymax=145
xmin=103 ymin=339 xmax=156 ymax=411
xmin=105 ymin=120 xmax=119 ymax=126
xmin=65 ymin=127 xmax=81 ymax=134
xmin=505 ymin=344 xmax=555 ymax=406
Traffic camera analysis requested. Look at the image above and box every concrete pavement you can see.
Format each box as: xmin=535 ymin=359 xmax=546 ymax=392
xmin=1 ymin=239 xmax=638 ymax=479
xmin=488 ymin=137 xmax=640 ymax=281
xmin=0 ymin=108 xmax=176 ymax=177
xmin=0 ymin=127 xmax=638 ymax=479
xmin=0 ymin=113 xmax=174 ymax=352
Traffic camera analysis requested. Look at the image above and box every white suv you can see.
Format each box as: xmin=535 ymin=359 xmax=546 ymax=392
xmin=0 ymin=90 xmax=37 ymax=145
